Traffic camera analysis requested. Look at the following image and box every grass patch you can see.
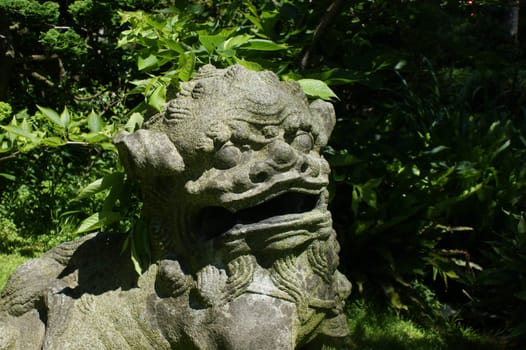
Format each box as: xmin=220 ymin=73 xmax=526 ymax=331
xmin=0 ymin=254 xmax=30 ymax=291
xmin=344 ymin=300 xmax=502 ymax=350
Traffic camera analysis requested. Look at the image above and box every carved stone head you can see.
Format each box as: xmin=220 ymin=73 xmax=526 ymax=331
xmin=116 ymin=65 xmax=335 ymax=266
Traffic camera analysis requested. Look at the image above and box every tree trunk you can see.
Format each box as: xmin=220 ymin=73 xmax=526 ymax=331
xmin=506 ymin=0 xmax=520 ymax=43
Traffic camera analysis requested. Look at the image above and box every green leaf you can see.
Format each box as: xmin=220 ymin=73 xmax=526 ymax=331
xmin=383 ymin=284 xmax=407 ymax=310
xmin=41 ymin=136 xmax=66 ymax=147
xmin=0 ymin=173 xmax=15 ymax=181
xmin=60 ymin=107 xmax=71 ymax=129
xmin=138 ymin=54 xmax=159 ymax=71
xmin=100 ymin=142 xmax=117 ymax=152
xmin=1 ymin=125 xmax=39 ymax=143
xmin=129 ymin=219 xmax=150 ymax=275
xmin=163 ymin=39 xmax=185 ymax=54
xmin=75 ymin=178 xmax=105 ymax=201
xmin=0 ymin=140 xmax=11 ymax=152
xmin=234 ymin=57 xmax=262 ymax=71
xmin=148 ymin=84 xmax=166 ymax=111
xmin=493 ymin=139 xmax=510 ymax=157
xmin=87 ymin=110 xmax=104 ymax=132
xmin=102 ymin=174 xmax=126 ymax=212
xmin=424 ymin=145 xmax=449 ymax=155
xmin=178 ymin=52 xmax=195 ymax=82
xmin=199 ymin=33 xmax=227 ymax=53
xmin=125 ymin=113 xmax=144 ymax=132
xmin=75 ymin=211 xmax=121 ymax=234
xmin=296 ymin=79 xmax=338 ymax=101
xmin=244 ymin=14 xmax=264 ymax=32
xmin=352 ymin=185 xmax=360 ymax=216
xmin=394 ymin=59 xmax=407 ymax=70
xmin=131 ymin=243 xmax=143 ymax=275
xmin=80 ymin=132 xmax=108 ymax=143
xmin=362 ymin=178 xmax=382 ymax=209
xmin=239 ymin=39 xmax=287 ymax=51
xmin=223 ymin=34 xmax=252 ymax=50
xmin=74 ymin=172 xmax=125 ymax=201
xmin=20 ymin=118 xmax=32 ymax=133
xmin=37 ymin=105 xmax=64 ymax=128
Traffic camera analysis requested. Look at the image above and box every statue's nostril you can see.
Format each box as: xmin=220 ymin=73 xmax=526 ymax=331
xmin=249 ymin=162 xmax=273 ymax=183
xmin=300 ymin=161 xmax=309 ymax=173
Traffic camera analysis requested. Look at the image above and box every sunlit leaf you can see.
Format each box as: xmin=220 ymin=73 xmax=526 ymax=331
xmin=199 ymin=33 xmax=226 ymax=53
xmin=75 ymin=211 xmax=121 ymax=234
xmin=148 ymin=84 xmax=166 ymax=111
xmin=352 ymin=185 xmax=360 ymax=216
xmin=296 ymin=79 xmax=338 ymax=101
xmin=394 ymin=59 xmax=407 ymax=70
xmin=87 ymin=110 xmax=104 ymax=132
xmin=1 ymin=125 xmax=39 ymax=143
xmin=239 ymin=39 xmax=287 ymax=51
xmin=234 ymin=57 xmax=262 ymax=71
xmin=178 ymin=52 xmax=195 ymax=82
xmin=223 ymin=34 xmax=252 ymax=50
xmin=125 ymin=112 xmax=144 ymax=132
xmin=37 ymin=105 xmax=64 ymax=128
xmin=138 ymin=54 xmax=159 ymax=71
xmin=81 ymin=132 xmax=108 ymax=143
xmin=20 ymin=118 xmax=32 ymax=133
xmin=493 ymin=139 xmax=510 ymax=157
xmin=74 ymin=172 xmax=125 ymax=201
xmin=60 ymin=107 xmax=71 ymax=129
xmin=424 ymin=145 xmax=449 ymax=154
xmin=244 ymin=14 xmax=264 ymax=32
xmin=163 ymin=39 xmax=185 ymax=54
xmin=41 ymin=136 xmax=66 ymax=147
xmin=129 ymin=219 xmax=150 ymax=275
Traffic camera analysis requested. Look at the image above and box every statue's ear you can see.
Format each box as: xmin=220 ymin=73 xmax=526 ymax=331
xmin=309 ymin=99 xmax=336 ymax=146
xmin=114 ymin=130 xmax=185 ymax=177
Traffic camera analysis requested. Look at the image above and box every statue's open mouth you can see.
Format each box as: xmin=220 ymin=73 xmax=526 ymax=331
xmin=199 ymin=191 xmax=322 ymax=239
xmin=197 ymin=191 xmax=332 ymax=252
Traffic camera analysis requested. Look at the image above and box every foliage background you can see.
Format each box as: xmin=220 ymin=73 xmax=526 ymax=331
xmin=1 ymin=0 xmax=525 ymax=348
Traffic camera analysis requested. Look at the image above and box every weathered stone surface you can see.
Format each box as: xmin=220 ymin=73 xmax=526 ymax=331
xmin=0 ymin=64 xmax=351 ymax=349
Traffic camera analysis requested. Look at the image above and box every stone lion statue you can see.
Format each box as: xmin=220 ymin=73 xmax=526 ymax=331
xmin=0 ymin=65 xmax=351 ymax=349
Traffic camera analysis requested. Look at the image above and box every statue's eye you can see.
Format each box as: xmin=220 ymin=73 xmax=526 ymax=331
xmin=214 ymin=144 xmax=241 ymax=169
xmin=291 ymin=132 xmax=313 ymax=152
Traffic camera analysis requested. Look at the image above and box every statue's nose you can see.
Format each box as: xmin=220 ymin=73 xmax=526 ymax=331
xmin=269 ymin=140 xmax=296 ymax=167
xmin=249 ymin=140 xmax=299 ymax=183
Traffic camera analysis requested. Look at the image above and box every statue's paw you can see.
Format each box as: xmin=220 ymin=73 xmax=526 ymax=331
xmin=155 ymin=259 xmax=190 ymax=298
xmin=196 ymin=265 xmax=228 ymax=307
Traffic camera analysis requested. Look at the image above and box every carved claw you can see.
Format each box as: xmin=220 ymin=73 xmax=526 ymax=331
xmin=224 ymin=255 xmax=256 ymax=302
xmin=196 ymin=265 xmax=228 ymax=307
xmin=156 ymin=260 xmax=191 ymax=298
